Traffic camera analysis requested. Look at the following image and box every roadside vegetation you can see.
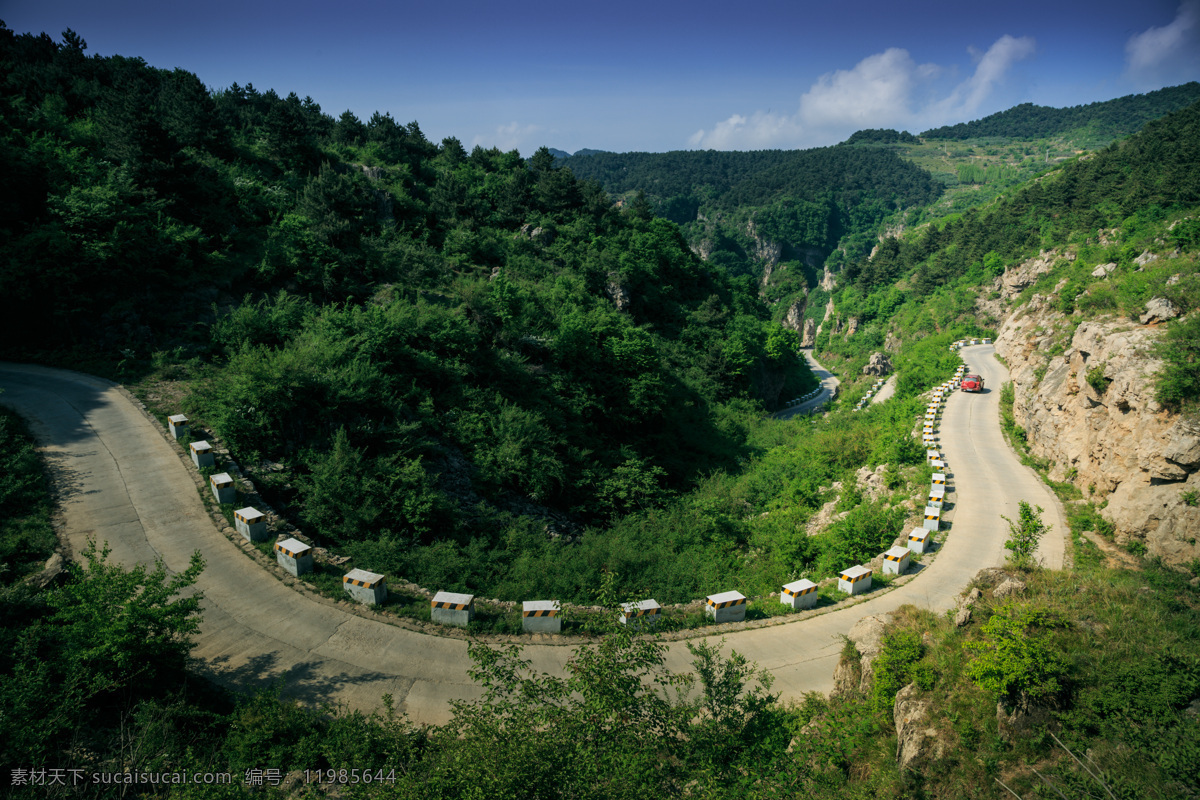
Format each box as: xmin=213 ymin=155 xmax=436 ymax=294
xmin=2 ymin=25 xmax=1199 ymax=799
xmin=3 ymin=417 xmax=1197 ymax=799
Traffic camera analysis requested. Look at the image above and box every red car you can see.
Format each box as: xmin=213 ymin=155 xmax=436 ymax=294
xmin=961 ymin=374 xmax=984 ymax=392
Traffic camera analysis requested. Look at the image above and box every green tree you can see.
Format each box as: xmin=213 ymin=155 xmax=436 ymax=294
xmin=967 ymin=603 xmax=1066 ymax=704
xmin=47 ymin=539 xmax=205 ymax=693
xmin=1155 ymin=313 xmax=1200 ymax=410
xmin=1002 ymin=500 xmax=1049 ymax=568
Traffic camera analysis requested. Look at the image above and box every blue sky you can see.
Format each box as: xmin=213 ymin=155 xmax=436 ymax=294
xmin=5 ymin=0 xmax=1200 ymax=154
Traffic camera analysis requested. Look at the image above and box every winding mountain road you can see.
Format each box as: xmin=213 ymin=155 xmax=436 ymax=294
xmin=775 ymin=348 xmax=840 ymax=419
xmin=0 ymin=345 xmax=1066 ymax=724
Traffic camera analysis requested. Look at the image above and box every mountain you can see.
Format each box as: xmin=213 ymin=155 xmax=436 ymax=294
xmin=920 ymin=81 xmax=1200 ymax=140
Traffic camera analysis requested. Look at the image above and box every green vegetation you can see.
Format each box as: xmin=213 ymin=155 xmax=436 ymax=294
xmin=921 ymin=82 xmax=1200 ymax=140
xmin=0 ymin=406 xmax=57 ymax=583
xmin=0 ymin=26 xmax=824 ymax=603
xmin=2 ymin=26 xmax=1199 ymax=800
xmin=1001 ymin=501 xmax=1050 ymax=569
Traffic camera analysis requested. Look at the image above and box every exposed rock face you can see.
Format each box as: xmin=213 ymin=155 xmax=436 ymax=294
xmin=25 ymin=553 xmax=65 ymax=591
xmin=854 ymin=463 xmax=890 ymax=502
xmin=831 ymin=614 xmax=891 ymax=698
xmin=954 ymin=587 xmax=982 ymax=627
xmin=1135 ymin=250 xmax=1159 ymax=268
xmin=783 ymin=299 xmax=807 ymax=333
xmin=820 ymin=267 xmax=836 ymax=292
xmin=746 ymin=220 xmax=783 ymax=272
xmin=998 ymin=250 xmax=1073 ymax=300
xmin=894 ymin=684 xmax=945 ymax=770
xmin=1141 ymin=296 xmax=1181 ymax=325
xmin=884 ymin=329 xmax=901 ymax=353
xmin=604 ymin=271 xmax=631 ymax=312
xmin=815 ymin=297 xmax=835 ymax=341
xmin=846 ymin=317 xmax=860 ymax=337
xmin=800 ymin=318 xmax=817 ymax=347
xmin=1091 ymin=262 xmax=1117 ymax=278
xmin=863 ymin=352 xmax=893 ymax=376
xmin=996 ymin=310 xmax=1200 ymax=566
xmin=993 ymin=577 xmax=1027 ymax=599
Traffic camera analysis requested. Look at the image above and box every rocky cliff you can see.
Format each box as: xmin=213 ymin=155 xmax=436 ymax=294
xmin=992 ymin=258 xmax=1200 ymax=566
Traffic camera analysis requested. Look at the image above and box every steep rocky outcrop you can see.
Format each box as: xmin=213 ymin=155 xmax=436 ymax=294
xmin=800 ymin=318 xmax=817 ymax=347
xmin=863 ymin=352 xmax=893 ymax=376
xmin=746 ymin=220 xmax=783 ymax=276
xmin=996 ymin=304 xmax=1200 ymax=566
xmin=831 ymin=614 xmax=891 ymax=697
xmin=894 ymin=684 xmax=945 ymax=771
xmin=782 ymin=298 xmax=806 ymax=333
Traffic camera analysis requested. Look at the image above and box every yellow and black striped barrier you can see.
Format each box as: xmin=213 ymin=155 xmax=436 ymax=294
xmin=781 ymin=579 xmax=818 ymax=610
xmin=432 ymin=591 xmax=476 ymax=627
xmin=706 ymin=590 xmax=747 ymax=623
xmin=168 ymin=413 xmax=189 ymax=440
xmin=190 ymin=439 xmax=214 ymax=468
xmin=235 ymin=506 xmax=267 ymax=542
xmin=907 ymin=527 xmax=932 ymax=554
xmin=882 ymin=546 xmax=911 ymax=575
xmin=838 ymin=566 xmax=872 ymax=595
xmin=621 ymin=599 xmax=662 ymax=628
xmin=210 ymin=472 xmax=235 ymax=504
xmin=344 ymin=568 xmax=387 ymax=605
xmin=523 ymin=600 xmax=562 ymax=633
xmin=275 ymin=537 xmax=313 ymax=576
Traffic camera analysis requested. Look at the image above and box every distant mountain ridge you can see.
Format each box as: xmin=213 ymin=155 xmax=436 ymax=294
xmin=920 ymin=82 xmax=1200 ymax=140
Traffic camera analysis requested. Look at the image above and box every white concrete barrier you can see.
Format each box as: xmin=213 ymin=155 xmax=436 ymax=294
xmin=190 ymin=440 xmax=214 ymax=469
xmin=275 ymin=537 xmax=313 ymax=576
xmin=523 ymin=600 xmax=562 ymax=633
xmin=705 ymin=590 xmax=747 ymax=623
xmin=210 ymin=472 xmax=235 ymax=504
xmin=234 ymin=506 xmax=267 ymax=541
xmin=923 ymin=506 xmax=941 ymax=532
xmin=907 ymin=527 xmax=932 ymax=554
xmin=781 ymin=579 xmax=818 ymax=610
xmin=620 ymin=599 xmax=662 ymax=629
xmin=838 ymin=565 xmax=872 ymax=595
xmin=344 ymin=569 xmax=387 ymax=605
xmin=882 ymin=546 xmax=911 ymax=575
xmin=168 ymin=414 xmax=189 ymax=440
xmin=432 ymin=591 xmax=475 ymax=627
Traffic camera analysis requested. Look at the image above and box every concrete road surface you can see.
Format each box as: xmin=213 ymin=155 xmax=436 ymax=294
xmin=0 ymin=348 xmax=1065 ymax=724
xmin=775 ymin=349 xmax=840 ymax=419
xmin=870 ymin=374 xmax=897 ymax=405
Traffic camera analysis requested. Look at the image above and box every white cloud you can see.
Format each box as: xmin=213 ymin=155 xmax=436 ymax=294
xmin=1125 ymin=1 xmax=1200 ymax=87
xmin=928 ymin=35 xmax=1036 ymax=121
xmin=687 ymin=112 xmax=804 ymax=150
xmin=688 ymin=36 xmax=1036 ymax=150
xmin=797 ymin=48 xmax=929 ymax=130
xmin=472 ymin=121 xmax=541 ymax=152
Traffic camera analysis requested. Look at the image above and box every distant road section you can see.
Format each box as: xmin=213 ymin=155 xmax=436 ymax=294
xmin=776 ymin=349 xmax=840 ymax=419
xmin=870 ymin=374 xmax=897 ymax=405
xmin=0 ymin=349 xmax=1067 ymax=722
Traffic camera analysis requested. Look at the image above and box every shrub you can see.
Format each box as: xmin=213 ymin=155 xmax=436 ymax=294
xmin=1085 ymin=363 xmax=1109 ymax=395
xmin=1002 ymin=501 xmax=1050 ymax=568
xmin=870 ymin=629 xmax=927 ymax=717
xmin=967 ymin=603 xmax=1066 ymax=703
xmin=1155 ymin=313 xmax=1200 ymax=409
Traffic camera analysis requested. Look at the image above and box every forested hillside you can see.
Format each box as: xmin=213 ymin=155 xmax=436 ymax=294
xmin=921 ymin=81 xmax=1200 ymax=140
xmin=560 ymin=146 xmax=940 ymax=283
xmin=814 ymin=98 xmax=1200 ymax=385
xmin=3 ymin=25 xmax=1199 ymax=800
xmin=0 ymin=26 xmax=818 ymax=599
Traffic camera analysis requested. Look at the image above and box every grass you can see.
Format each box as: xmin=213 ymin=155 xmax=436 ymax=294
xmin=794 ymin=560 xmax=1200 ymax=799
